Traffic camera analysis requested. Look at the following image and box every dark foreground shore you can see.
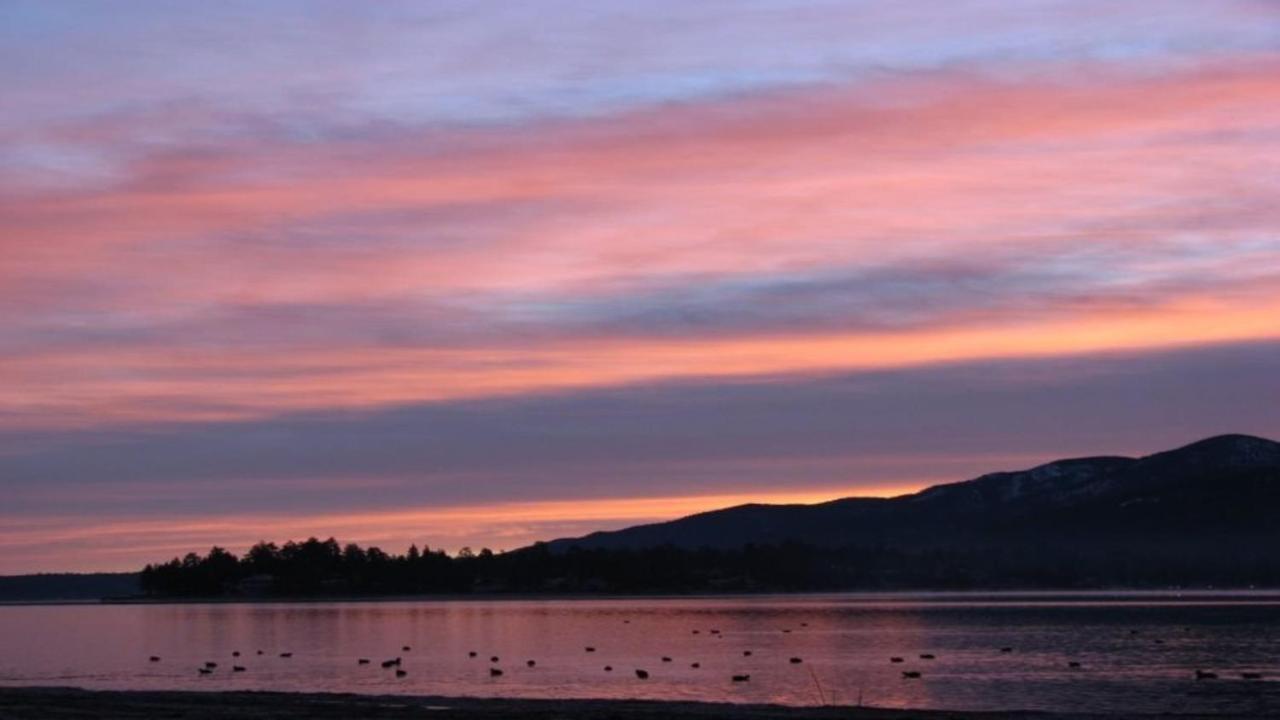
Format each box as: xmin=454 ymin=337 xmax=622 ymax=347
xmin=0 ymin=687 xmax=1273 ymax=720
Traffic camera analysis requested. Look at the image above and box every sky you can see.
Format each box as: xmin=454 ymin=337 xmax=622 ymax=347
xmin=2 ymin=1 xmax=1279 ymax=573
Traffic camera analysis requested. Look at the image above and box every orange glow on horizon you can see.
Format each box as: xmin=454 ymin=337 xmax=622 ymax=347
xmin=0 ymin=485 xmax=925 ymax=573
xmin=5 ymin=12 xmax=1280 ymax=578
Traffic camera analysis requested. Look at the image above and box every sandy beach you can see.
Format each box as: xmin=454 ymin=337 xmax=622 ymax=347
xmin=0 ymin=687 xmax=1272 ymax=720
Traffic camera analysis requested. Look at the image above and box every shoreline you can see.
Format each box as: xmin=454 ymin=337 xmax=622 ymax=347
xmin=0 ymin=687 xmax=1266 ymax=720
xmin=7 ymin=587 xmax=1280 ymax=608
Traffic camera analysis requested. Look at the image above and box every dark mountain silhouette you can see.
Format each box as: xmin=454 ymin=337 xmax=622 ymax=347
xmin=52 ymin=434 xmax=1280 ymax=598
xmin=547 ymin=434 xmax=1280 ymax=558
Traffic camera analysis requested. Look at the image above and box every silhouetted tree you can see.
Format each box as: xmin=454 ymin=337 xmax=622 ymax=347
xmin=136 ymin=533 xmax=1280 ymax=599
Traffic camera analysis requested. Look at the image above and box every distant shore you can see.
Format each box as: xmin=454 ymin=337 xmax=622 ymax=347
xmin=0 ymin=687 xmax=1268 ymax=720
xmin=5 ymin=587 xmax=1280 ymax=607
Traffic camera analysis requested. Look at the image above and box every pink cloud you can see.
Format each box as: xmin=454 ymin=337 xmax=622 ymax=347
xmin=2 ymin=56 xmax=1280 ymax=429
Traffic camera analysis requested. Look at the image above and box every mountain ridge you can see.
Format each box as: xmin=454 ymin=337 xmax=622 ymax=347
xmin=546 ymin=434 xmax=1280 ymax=553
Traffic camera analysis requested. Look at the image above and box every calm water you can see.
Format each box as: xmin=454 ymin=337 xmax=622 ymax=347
xmin=2 ymin=592 xmax=1279 ymax=714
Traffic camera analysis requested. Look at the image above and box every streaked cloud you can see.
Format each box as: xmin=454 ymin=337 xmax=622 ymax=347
xmin=2 ymin=1 xmax=1278 ymax=570
xmin=5 ymin=56 xmax=1279 ymax=428
xmin=2 ymin=340 xmax=1278 ymax=572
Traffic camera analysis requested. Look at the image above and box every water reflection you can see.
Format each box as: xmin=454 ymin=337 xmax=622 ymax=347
xmin=1 ymin=593 xmax=1278 ymax=714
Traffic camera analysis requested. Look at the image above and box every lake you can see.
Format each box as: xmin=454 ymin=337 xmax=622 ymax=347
xmin=1 ymin=592 xmax=1278 ymax=714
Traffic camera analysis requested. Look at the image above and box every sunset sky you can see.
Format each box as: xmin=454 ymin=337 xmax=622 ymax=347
xmin=3 ymin=1 xmax=1279 ymax=573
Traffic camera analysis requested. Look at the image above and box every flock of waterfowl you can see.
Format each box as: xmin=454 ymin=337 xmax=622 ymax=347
xmin=148 ymin=622 xmax=1267 ymax=686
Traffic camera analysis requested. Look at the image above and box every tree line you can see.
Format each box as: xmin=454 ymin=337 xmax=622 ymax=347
xmin=138 ymin=535 xmax=1280 ymax=597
